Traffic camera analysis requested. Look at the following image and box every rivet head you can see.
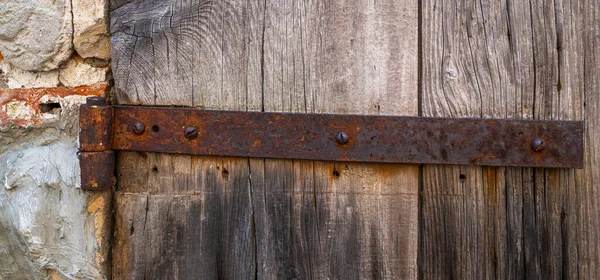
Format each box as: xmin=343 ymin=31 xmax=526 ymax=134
xmin=335 ymin=131 xmax=349 ymax=145
xmin=86 ymin=96 xmax=106 ymax=105
xmin=184 ymin=126 xmax=199 ymax=140
xmin=133 ymin=121 xmax=145 ymax=135
xmin=531 ymin=138 xmax=546 ymax=152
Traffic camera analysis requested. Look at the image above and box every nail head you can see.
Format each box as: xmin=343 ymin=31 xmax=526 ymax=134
xmin=336 ymin=131 xmax=349 ymax=145
xmin=133 ymin=121 xmax=146 ymax=135
xmin=184 ymin=126 xmax=199 ymax=140
xmin=531 ymin=138 xmax=546 ymax=152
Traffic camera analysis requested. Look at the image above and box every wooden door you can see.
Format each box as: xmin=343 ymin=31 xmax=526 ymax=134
xmin=110 ymin=1 xmax=418 ymax=279
xmin=109 ymin=0 xmax=600 ymax=279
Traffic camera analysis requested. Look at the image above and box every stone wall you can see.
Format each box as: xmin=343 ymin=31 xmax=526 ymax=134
xmin=0 ymin=1 xmax=112 ymax=279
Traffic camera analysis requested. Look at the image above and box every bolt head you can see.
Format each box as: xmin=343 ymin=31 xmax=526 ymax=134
xmin=184 ymin=126 xmax=199 ymax=140
xmin=335 ymin=131 xmax=349 ymax=145
xmin=133 ymin=121 xmax=146 ymax=135
xmin=531 ymin=138 xmax=546 ymax=152
xmin=86 ymin=96 xmax=106 ymax=105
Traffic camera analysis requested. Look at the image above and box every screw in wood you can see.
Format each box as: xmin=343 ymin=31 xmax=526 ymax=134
xmin=335 ymin=131 xmax=349 ymax=145
xmin=133 ymin=121 xmax=146 ymax=135
xmin=184 ymin=126 xmax=199 ymax=140
xmin=531 ymin=138 xmax=546 ymax=152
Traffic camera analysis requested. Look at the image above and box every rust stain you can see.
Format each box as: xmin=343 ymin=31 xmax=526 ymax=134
xmin=373 ymin=163 xmax=405 ymax=180
xmin=470 ymin=154 xmax=496 ymax=165
xmin=0 ymin=83 xmax=106 ymax=106
xmin=326 ymin=163 xmax=339 ymax=184
xmin=0 ymin=84 xmax=106 ymax=127
xmin=0 ymin=51 xmax=3 ymax=63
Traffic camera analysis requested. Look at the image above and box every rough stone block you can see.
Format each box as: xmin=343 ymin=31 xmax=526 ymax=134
xmin=1 ymin=62 xmax=60 ymax=89
xmin=0 ymin=0 xmax=73 ymax=71
xmin=73 ymin=0 xmax=110 ymax=60
xmin=59 ymin=58 xmax=109 ymax=87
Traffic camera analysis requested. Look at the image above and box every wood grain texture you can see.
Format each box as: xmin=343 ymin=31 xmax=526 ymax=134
xmin=113 ymin=156 xmax=255 ymax=279
xmin=111 ymin=1 xmax=262 ymax=278
xmin=111 ymin=0 xmax=418 ymax=279
xmin=420 ymin=0 xmax=598 ymax=278
xmin=256 ymin=2 xmax=418 ymax=277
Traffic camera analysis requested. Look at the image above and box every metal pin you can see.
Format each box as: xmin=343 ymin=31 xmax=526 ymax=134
xmin=86 ymin=96 xmax=106 ymax=105
xmin=531 ymin=138 xmax=546 ymax=152
xmin=184 ymin=126 xmax=199 ymax=140
xmin=336 ymin=131 xmax=349 ymax=145
xmin=133 ymin=121 xmax=146 ymax=135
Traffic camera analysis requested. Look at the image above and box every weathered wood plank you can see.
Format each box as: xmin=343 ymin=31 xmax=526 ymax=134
xmin=252 ymin=160 xmax=419 ymax=278
xmin=421 ymin=0 xmax=597 ymax=278
xmin=113 ymin=156 xmax=256 ymax=279
xmin=111 ymin=0 xmax=261 ymax=278
xmin=252 ymin=0 xmax=418 ymax=278
xmin=111 ymin=0 xmax=418 ymax=278
xmin=580 ymin=0 xmax=600 ymax=277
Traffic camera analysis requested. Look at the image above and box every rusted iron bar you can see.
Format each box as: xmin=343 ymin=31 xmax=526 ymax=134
xmin=108 ymin=106 xmax=583 ymax=168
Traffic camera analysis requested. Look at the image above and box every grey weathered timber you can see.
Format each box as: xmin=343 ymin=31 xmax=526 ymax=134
xmin=257 ymin=1 xmax=418 ymax=278
xmin=110 ymin=0 xmax=418 ymax=279
xmin=420 ymin=0 xmax=599 ymax=279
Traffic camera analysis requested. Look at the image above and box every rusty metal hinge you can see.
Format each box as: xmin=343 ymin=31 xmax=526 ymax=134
xmin=78 ymin=97 xmax=584 ymax=190
xmin=78 ymin=97 xmax=115 ymax=190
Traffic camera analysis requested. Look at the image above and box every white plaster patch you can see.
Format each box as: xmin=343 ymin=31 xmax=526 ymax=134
xmin=0 ymin=100 xmax=109 ymax=279
xmin=0 ymin=142 xmax=103 ymax=279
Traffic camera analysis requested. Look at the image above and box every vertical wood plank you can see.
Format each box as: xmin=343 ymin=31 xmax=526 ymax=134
xmin=111 ymin=0 xmax=418 ymax=278
xmin=421 ymin=0 xmax=597 ymax=278
xmin=111 ymin=0 xmax=261 ymax=278
xmin=580 ymin=0 xmax=600 ymax=277
xmin=252 ymin=0 xmax=418 ymax=278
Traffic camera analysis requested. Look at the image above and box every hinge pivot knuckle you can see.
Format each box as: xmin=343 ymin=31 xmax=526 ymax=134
xmin=78 ymin=151 xmax=115 ymax=190
xmin=78 ymin=97 xmax=115 ymax=191
xmin=79 ymin=97 xmax=113 ymax=151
